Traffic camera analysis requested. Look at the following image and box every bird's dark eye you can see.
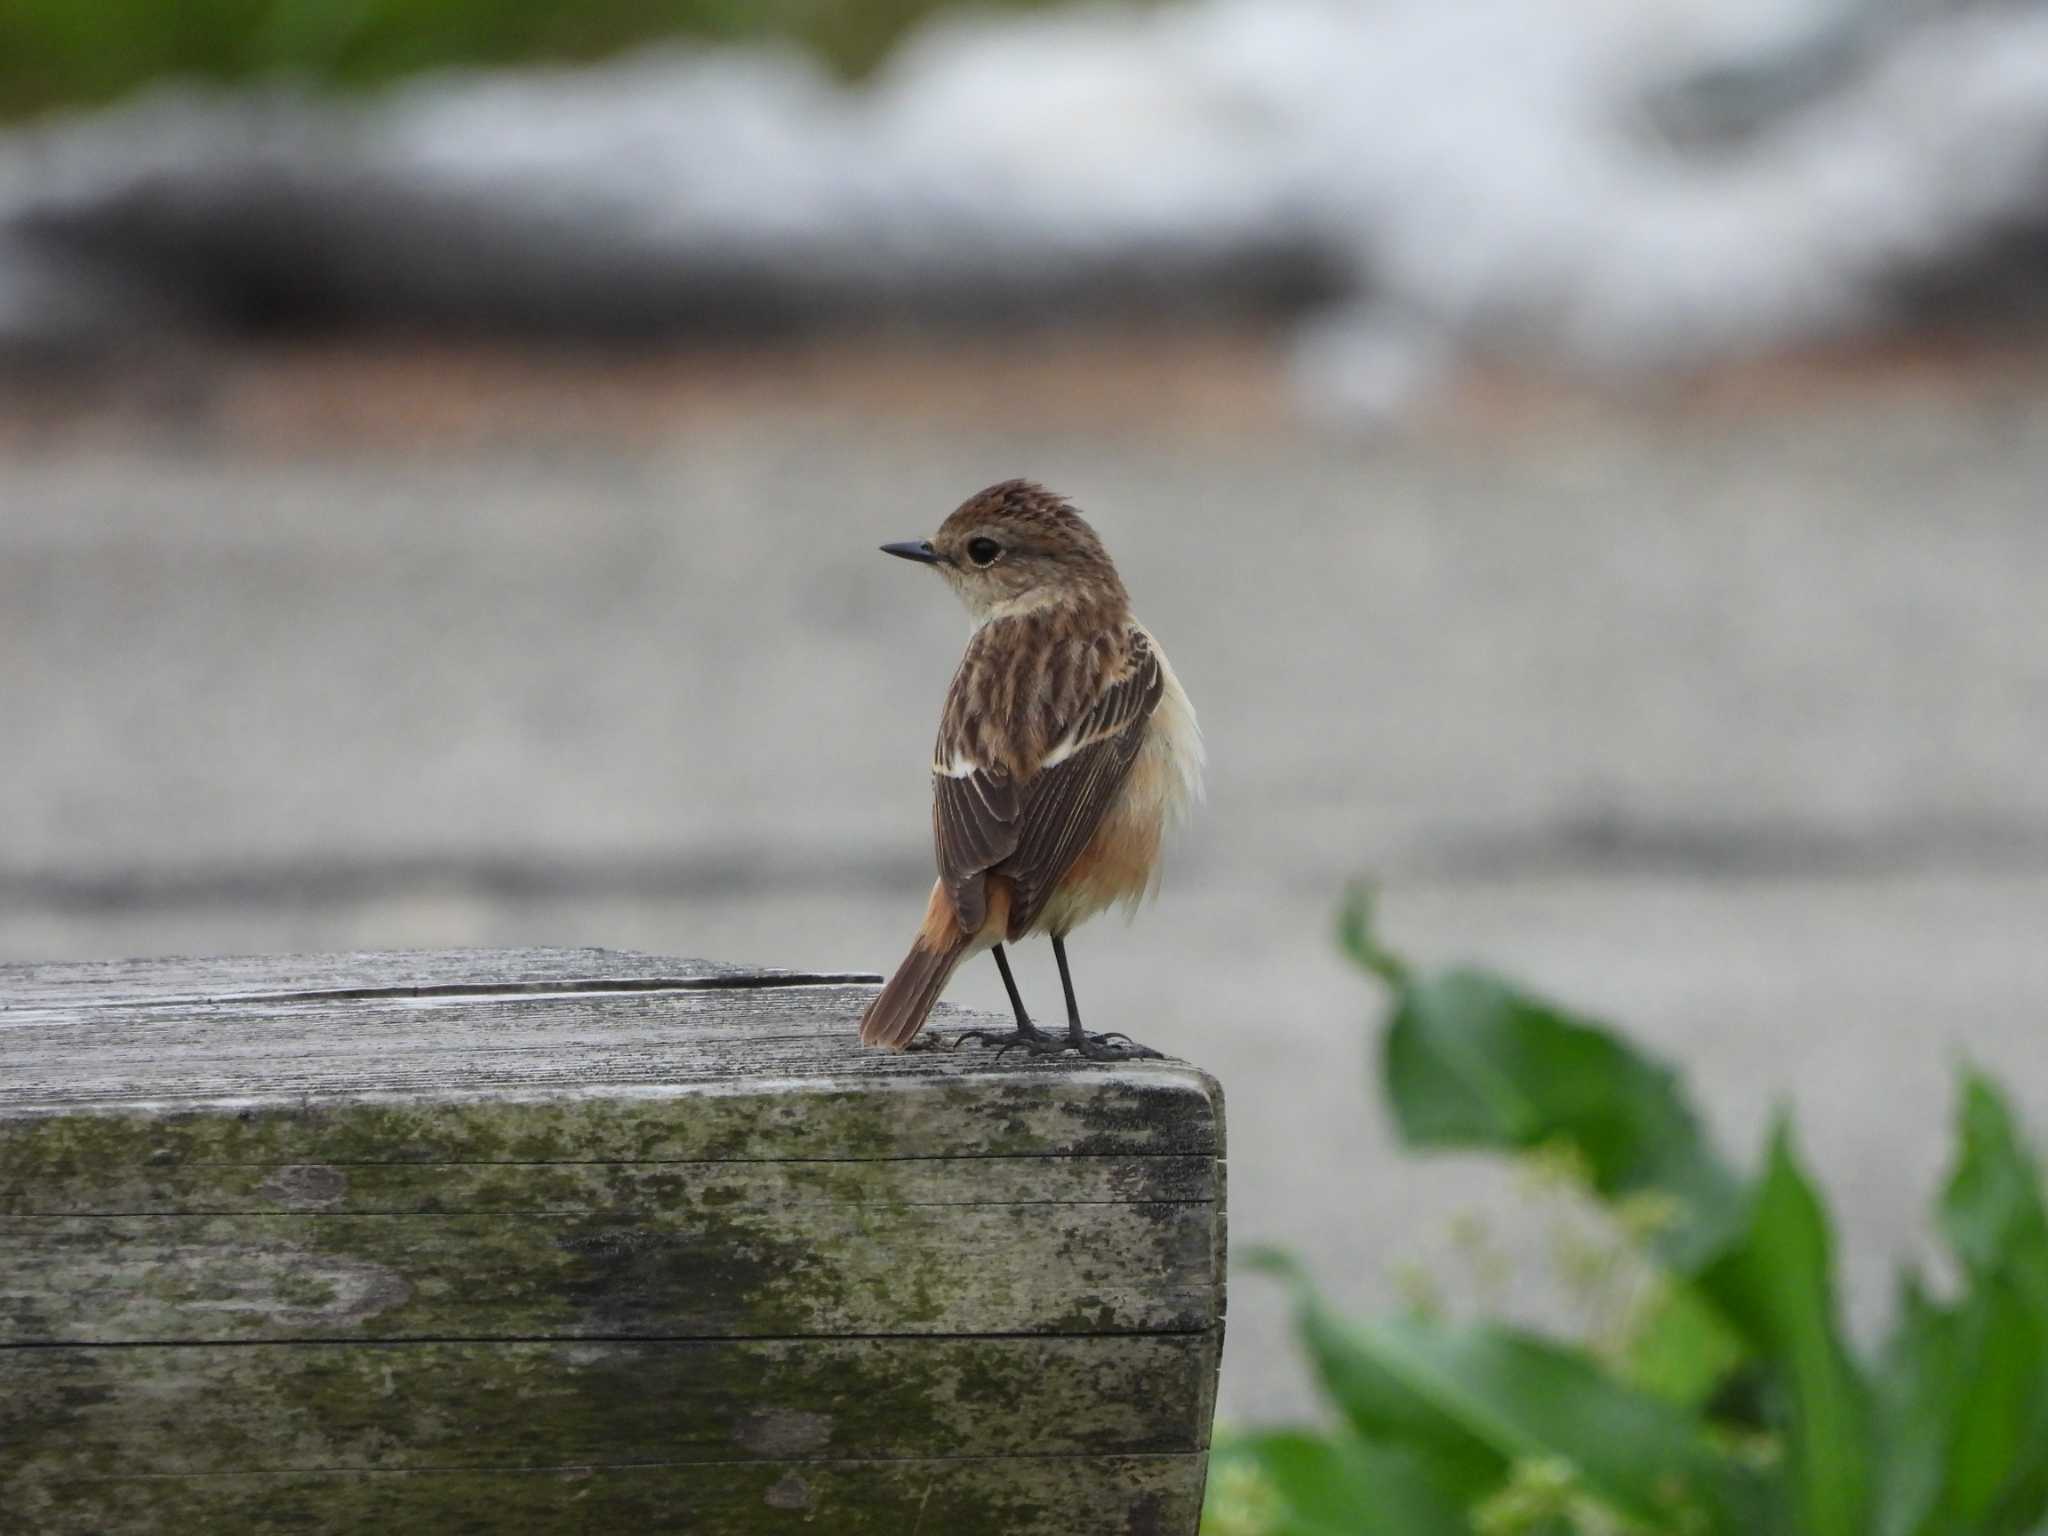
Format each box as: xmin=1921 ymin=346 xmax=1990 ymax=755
xmin=966 ymin=537 xmax=1001 ymax=567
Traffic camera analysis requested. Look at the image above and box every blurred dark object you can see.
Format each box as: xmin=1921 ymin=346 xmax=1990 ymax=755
xmin=4 ymin=0 xmax=2048 ymax=417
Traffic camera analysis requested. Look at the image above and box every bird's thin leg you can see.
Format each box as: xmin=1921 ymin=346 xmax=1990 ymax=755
xmin=991 ymin=944 xmax=1040 ymax=1033
xmin=1052 ymin=934 xmax=1163 ymax=1061
xmin=950 ymin=943 xmax=1063 ymax=1056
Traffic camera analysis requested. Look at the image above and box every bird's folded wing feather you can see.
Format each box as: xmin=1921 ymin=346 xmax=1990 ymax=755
xmin=931 ymin=628 xmax=1164 ymax=938
xmin=932 ymin=758 xmax=1017 ymax=932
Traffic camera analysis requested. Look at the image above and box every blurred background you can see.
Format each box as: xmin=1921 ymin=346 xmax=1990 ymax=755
xmin=4 ymin=0 xmax=2047 ymax=1424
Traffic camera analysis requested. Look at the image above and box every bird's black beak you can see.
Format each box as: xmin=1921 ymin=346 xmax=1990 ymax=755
xmin=880 ymin=540 xmax=942 ymax=565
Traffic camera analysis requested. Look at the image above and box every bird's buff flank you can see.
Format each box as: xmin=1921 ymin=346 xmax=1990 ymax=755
xmin=860 ymin=480 xmax=1202 ymax=1059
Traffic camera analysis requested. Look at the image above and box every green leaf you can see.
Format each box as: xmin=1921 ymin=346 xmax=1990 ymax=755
xmin=1937 ymin=1074 xmax=2048 ymax=1534
xmin=1877 ymin=1275 xmax=2048 ymax=1536
xmin=1939 ymin=1278 xmax=2048 ymax=1530
xmin=1941 ymin=1072 xmax=2048 ymax=1314
xmin=1337 ymin=883 xmax=1410 ymax=988
xmin=1203 ymin=1429 xmax=1469 ymax=1536
xmin=1873 ymin=1275 xmax=1955 ymax=1536
xmin=1623 ymin=1276 xmax=1749 ymax=1411
xmin=1875 ymin=1076 xmax=2048 ymax=1536
xmin=1260 ymin=1254 xmax=1756 ymax=1532
xmin=1378 ymin=964 xmax=1745 ymax=1268
xmin=1697 ymin=1120 xmax=1871 ymax=1536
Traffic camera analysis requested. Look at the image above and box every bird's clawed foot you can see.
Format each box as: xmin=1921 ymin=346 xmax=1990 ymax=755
xmin=949 ymin=1022 xmax=1068 ymax=1060
xmin=958 ymin=941 xmax=1164 ymax=1060
xmin=1071 ymin=1031 xmax=1165 ymax=1061
xmin=949 ymin=1024 xmax=1165 ymax=1061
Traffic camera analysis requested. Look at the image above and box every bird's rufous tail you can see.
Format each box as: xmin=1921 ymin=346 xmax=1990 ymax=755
xmin=860 ymin=880 xmax=1001 ymax=1049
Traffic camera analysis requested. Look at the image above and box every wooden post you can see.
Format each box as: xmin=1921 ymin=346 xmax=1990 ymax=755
xmin=0 ymin=948 xmax=1225 ymax=1535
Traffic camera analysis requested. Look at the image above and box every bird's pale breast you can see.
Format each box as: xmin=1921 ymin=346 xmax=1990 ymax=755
xmin=1031 ymin=628 xmax=1202 ymax=936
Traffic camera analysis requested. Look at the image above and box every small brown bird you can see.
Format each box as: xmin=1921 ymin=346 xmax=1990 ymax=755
xmin=859 ymin=480 xmax=1202 ymax=1058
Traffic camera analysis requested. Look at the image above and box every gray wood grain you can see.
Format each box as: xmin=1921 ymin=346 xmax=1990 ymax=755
xmin=0 ymin=949 xmax=1226 ymax=1536
xmin=0 ymin=945 xmax=852 ymax=1009
xmin=0 ymin=953 xmax=1216 ymax=1151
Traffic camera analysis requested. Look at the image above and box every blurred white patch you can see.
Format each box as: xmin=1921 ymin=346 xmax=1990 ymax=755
xmin=3 ymin=0 xmax=2047 ymax=413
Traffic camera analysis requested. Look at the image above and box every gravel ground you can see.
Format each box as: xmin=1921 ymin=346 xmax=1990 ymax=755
xmin=5 ymin=339 xmax=2046 ymax=1421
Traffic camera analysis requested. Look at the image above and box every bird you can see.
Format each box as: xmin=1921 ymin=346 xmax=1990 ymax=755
xmin=858 ymin=480 xmax=1202 ymax=1059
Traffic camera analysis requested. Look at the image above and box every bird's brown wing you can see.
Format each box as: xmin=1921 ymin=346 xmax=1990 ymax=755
xmin=931 ymin=624 xmax=1163 ymax=938
xmin=932 ymin=758 xmax=1018 ymax=934
xmin=999 ymin=635 xmax=1163 ymax=936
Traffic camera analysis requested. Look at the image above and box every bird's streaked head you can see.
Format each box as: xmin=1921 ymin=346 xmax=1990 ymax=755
xmin=880 ymin=480 xmax=1127 ymax=625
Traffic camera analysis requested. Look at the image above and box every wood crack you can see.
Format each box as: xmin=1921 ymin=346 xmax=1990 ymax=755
xmin=13 ymin=971 xmax=886 ymax=1013
xmin=1 ymin=1324 xmax=1222 ymax=1350
xmin=31 ymin=1451 xmax=1211 ymax=1483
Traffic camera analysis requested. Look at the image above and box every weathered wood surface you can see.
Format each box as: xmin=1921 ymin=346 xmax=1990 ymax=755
xmin=11 ymin=1455 xmax=1208 ymax=1536
xmin=6 ymin=1335 xmax=1220 ymax=1469
xmin=0 ymin=947 xmax=1227 ymax=1535
xmin=0 ymin=946 xmax=762 ymax=1008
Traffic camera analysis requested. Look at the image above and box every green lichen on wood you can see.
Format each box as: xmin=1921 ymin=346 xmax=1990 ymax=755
xmin=0 ymin=1072 xmax=1218 ymax=1181
xmin=4 ymin=1334 xmax=1219 ymax=1479
xmin=0 ymin=1196 xmax=1212 ymax=1343
xmin=9 ymin=1453 xmax=1208 ymax=1536
xmin=2 ymin=1150 xmax=1216 ymax=1216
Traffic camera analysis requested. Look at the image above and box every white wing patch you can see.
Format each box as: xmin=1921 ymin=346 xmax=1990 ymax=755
xmin=1037 ymin=734 xmax=1085 ymax=771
